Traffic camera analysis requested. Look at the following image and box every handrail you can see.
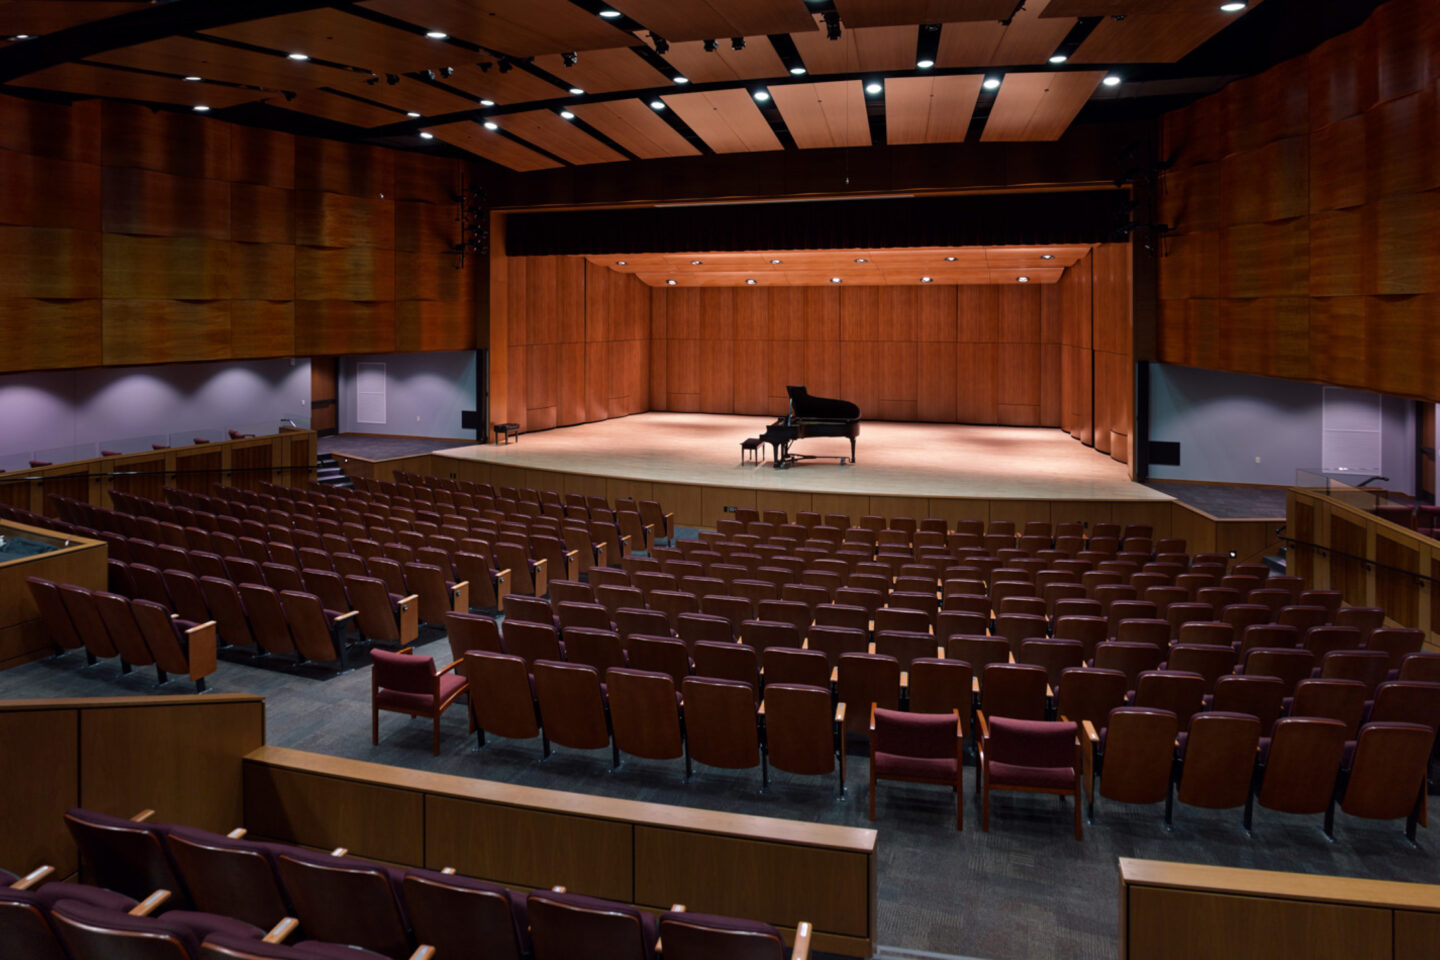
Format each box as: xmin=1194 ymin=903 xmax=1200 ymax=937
xmin=1277 ymin=531 xmax=1440 ymax=587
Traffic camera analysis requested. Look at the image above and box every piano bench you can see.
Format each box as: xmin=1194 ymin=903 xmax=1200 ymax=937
xmin=741 ymin=437 xmax=764 ymax=464
xmin=493 ymin=422 xmax=520 ymax=444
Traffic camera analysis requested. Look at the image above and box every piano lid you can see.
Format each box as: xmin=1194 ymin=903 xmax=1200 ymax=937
xmin=787 ymin=385 xmax=860 ymax=421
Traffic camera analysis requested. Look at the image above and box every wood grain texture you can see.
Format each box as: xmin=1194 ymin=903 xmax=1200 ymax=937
xmin=662 ymin=89 xmax=784 ymax=154
xmin=244 ymin=764 xmax=425 ymax=865
xmin=768 ymin=81 xmax=871 ymax=150
xmin=885 ymin=75 xmax=982 ymax=145
xmin=0 ymin=709 xmax=78 ymax=876
xmin=570 ymin=99 xmax=701 ymax=160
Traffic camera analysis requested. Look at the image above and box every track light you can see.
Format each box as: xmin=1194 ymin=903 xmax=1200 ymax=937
xmin=562 ymin=51 xmax=578 ymax=67
xmin=650 ymin=33 xmax=669 ymax=55
xmin=703 ymin=39 xmax=717 ymax=53
xmin=823 ymin=11 xmax=842 ymax=41
xmin=731 ymin=37 xmax=746 ymax=51
xmin=440 ymin=66 xmax=454 ymax=78
xmin=496 ymin=57 xmax=512 ymax=73
xmin=364 ymin=76 xmax=378 ymax=85
xmin=386 ymin=73 xmax=400 ymax=85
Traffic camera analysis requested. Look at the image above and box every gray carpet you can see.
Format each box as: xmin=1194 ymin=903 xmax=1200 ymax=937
xmin=318 ymin=435 xmax=472 ymax=459
xmin=1145 ymin=482 xmax=1288 ymax=519
xmin=4 ymin=639 xmax=1438 ymax=960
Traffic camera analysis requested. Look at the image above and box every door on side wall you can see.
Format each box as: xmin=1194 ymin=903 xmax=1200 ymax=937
xmin=1422 ymin=402 xmax=1436 ymax=503
xmin=312 ymin=357 xmax=339 ymax=436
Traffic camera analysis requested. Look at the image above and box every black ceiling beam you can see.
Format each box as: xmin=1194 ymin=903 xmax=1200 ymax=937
xmin=0 ymin=0 xmax=364 ymax=85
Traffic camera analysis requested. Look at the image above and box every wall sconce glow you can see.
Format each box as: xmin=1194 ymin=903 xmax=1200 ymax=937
xmin=483 ymin=121 xmax=499 ymax=130
xmin=615 ymin=260 xmax=627 ymax=266
xmin=982 ymin=77 xmax=1001 ymax=90
xmin=666 ymin=279 xmax=677 ymax=285
xmin=1040 ymin=254 xmax=1055 ymax=260
xmin=1016 ymin=276 xmax=1030 ymax=283
xmin=287 ymin=52 xmax=310 ymax=61
xmin=944 ymin=256 xmax=958 ymax=261
xmin=425 ymin=30 xmax=448 ymax=39
xmin=745 ymin=279 xmax=757 ymax=285
xmin=921 ymin=277 xmax=933 ymax=283
xmin=854 ymin=257 xmax=868 ymax=263
xmin=830 ymin=277 xmax=842 ymax=283
xmin=1102 ymin=75 xmax=1121 ymax=87
xmin=769 ymin=259 xmax=782 ymax=264
xmin=691 ymin=260 xmax=703 ymax=265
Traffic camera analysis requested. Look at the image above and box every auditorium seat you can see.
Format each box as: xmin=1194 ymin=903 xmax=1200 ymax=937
xmin=533 ymin=660 xmax=614 ymax=764
xmin=681 ymin=676 xmax=761 ymax=782
xmin=979 ymin=663 xmax=1048 ymax=721
xmin=1331 ymin=722 xmax=1432 ymax=842
xmin=627 ymin=636 xmax=691 ymax=687
xmin=163 ymin=825 xmax=292 ymax=929
xmin=278 ymin=591 xmax=353 ymax=670
xmin=1090 ymin=707 xmax=1178 ymax=821
xmin=50 ymin=898 xmax=266 ymax=960
xmin=803 ymin=624 xmax=867 ymax=666
xmin=444 ymin=611 xmax=502 ymax=664
xmin=1093 ymin=642 xmax=1164 ymax=691
xmin=528 ymin=889 xmax=658 ymax=960
xmin=0 ymin=870 xmax=138 ymax=960
xmin=200 ymin=577 xmax=260 ymax=654
xmin=64 ymin=807 xmax=191 ymax=906
xmin=58 ymin=583 xmax=122 ymax=667
xmin=132 ymin=597 xmax=217 ymax=690
xmin=1335 ymin=606 xmax=1386 ymax=638
xmin=1170 ymin=711 xmax=1261 ymax=827
xmin=979 ymin=716 xmax=1084 ymax=839
xmin=608 ymin=667 xmax=685 ymax=769
xmin=1132 ymin=671 xmax=1205 ymax=729
xmin=1290 ymin=679 xmax=1367 ymax=739
xmin=400 ymin=867 xmax=529 ymax=960
xmin=273 ymin=848 xmax=411 ymax=957
xmin=344 ymin=575 xmax=419 ymax=649
xmin=836 ymin=653 xmax=901 ymax=734
xmin=1365 ymin=627 xmax=1425 ymax=671
xmin=464 ymin=652 xmax=541 ymax=752
xmin=1318 ymin=650 xmax=1390 ymax=698
xmin=1302 ymin=625 xmax=1363 ymax=660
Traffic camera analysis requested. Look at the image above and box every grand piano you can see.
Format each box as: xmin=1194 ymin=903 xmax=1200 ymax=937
xmin=758 ymin=385 xmax=861 ymax=469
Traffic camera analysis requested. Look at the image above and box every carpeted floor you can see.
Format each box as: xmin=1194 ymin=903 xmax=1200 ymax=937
xmin=1144 ymin=482 xmax=1288 ymax=519
xmin=4 ymin=636 xmax=1437 ymax=960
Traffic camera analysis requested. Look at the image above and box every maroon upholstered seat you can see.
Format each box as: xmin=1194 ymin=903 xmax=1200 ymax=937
xmin=51 ymin=898 xmax=263 ymax=960
xmin=370 ymin=648 xmax=466 ymax=756
xmin=980 ymin=717 xmax=1084 ymax=839
xmin=869 ymin=707 xmax=963 ymax=829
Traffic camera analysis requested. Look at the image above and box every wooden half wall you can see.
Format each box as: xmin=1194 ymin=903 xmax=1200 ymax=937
xmin=0 ymin=92 xmax=476 ymax=374
xmin=243 ymin=745 xmax=878 ymax=957
xmin=0 ymin=694 xmax=265 ymax=878
xmin=1157 ymin=0 xmax=1440 ymax=403
xmin=0 ymin=521 xmax=106 ymax=670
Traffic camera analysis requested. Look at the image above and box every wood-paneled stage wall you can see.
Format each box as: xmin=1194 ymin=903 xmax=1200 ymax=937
xmin=1157 ymin=0 xmax=1440 ymax=403
xmin=0 ymin=92 xmax=475 ymax=374
xmin=489 ymin=244 xmax=1133 ymax=464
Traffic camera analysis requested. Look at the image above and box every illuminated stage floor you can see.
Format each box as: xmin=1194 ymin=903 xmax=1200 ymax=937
xmin=437 ymin=413 xmax=1171 ymax=503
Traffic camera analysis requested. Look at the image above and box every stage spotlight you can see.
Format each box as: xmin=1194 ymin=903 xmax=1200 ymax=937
xmin=562 ymin=51 xmax=578 ymax=67
xmin=703 ymin=39 xmax=717 ymax=52
xmin=731 ymin=37 xmax=745 ymax=51
xmin=497 ymin=57 xmax=512 ymax=73
xmin=440 ymin=66 xmax=454 ymax=78
xmin=824 ymin=11 xmax=842 ymax=40
xmin=650 ymin=33 xmax=669 ymax=55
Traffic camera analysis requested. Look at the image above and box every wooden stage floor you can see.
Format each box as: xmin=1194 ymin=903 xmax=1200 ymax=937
xmin=436 ymin=413 xmax=1171 ymax=504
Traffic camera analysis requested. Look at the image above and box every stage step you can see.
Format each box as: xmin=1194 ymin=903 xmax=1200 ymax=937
xmin=315 ymin=453 xmax=351 ymax=487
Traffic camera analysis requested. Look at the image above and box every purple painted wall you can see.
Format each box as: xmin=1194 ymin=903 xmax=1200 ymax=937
xmin=0 ymin=359 xmax=311 ymax=470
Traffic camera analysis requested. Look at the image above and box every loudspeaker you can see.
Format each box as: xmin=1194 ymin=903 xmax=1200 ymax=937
xmin=1149 ymin=441 xmax=1180 ymax=466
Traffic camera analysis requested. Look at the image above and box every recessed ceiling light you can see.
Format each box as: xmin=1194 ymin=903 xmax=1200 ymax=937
xmin=559 ymin=110 xmax=575 ymax=119
xmin=673 ymin=76 xmax=689 ymax=84
xmin=419 ymin=131 xmax=434 ymax=139
xmin=1048 ymin=54 xmax=1067 ymax=64
xmin=1040 ymin=254 xmax=1055 ymax=260
xmin=193 ymin=105 xmax=210 ymax=112
xmin=1219 ymin=2 xmax=1246 ymax=10
xmin=406 ymin=111 xmax=421 ymax=118
xmin=615 ymin=260 xmax=628 ymax=266
xmin=483 ymin=121 xmax=499 ymax=130
xmin=598 ymin=9 xmax=622 ymax=17
xmin=666 ymin=279 xmax=677 ymax=285
xmin=745 ymin=279 xmax=757 ymax=285
xmin=769 ymin=259 xmax=782 ymax=264
xmin=287 ymin=52 xmax=309 ymax=61
xmin=753 ymin=90 xmax=770 ymax=102
xmin=184 ymin=76 xmax=202 ymax=82
xmin=789 ymin=66 xmax=807 ymax=75
xmin=921 ymin=277 xmax=933 ymax=283
xmin=982 ymin=77 xmax=1001 ymax=90
xmin=854 ymin=257 xmax=868 ymax=263
xmin=425 ymin=30 xmax=448 ymax=39
xmin=1102 ymin=75 xmax=1121 ymax=87
xmin=1017 ymin=276 xmax=1030 ymax=283
xmin=944 ymin=256 xmax=958 ymax=262
xmin=650 ymin=100 xmax=666 ymax=110
xmin=830 ymin=277 xmax=842 ymax=284
xmin=479 ymin=98 xmax=496 ymax=107
xmin=864 ymin=81 xmax=883 ymax=95
xmin=916 ymin=58 xmax=935 ymax=69
xmin=12 ymin=34 xmax=31 ymax=40
xmin=569 ymin=87 xmax=584 ymax=95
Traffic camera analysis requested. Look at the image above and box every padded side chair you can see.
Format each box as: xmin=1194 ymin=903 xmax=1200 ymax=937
xmin=658 ymin=911 xmax=811 ymax=960
xmin=979 ymin=717 xmax=1085 ymax=839
xmin=869 ymin=706 xmax=964 ymax=829
xmin=370 ymin=648 xmax=467 ymax=756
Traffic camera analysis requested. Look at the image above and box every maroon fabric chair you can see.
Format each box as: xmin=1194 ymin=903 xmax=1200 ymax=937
xmin=658 ymin=911 xmax=810 ymax=960
xmin=869 ymin=706 xmax=963 ymax=829
xmin=979 ymin=717 xmax=1084 ymax=839
xmin=370 ymin=648 xmax=466 ymax=756
xmin=50 ymin=898 xmax=264 ymax=960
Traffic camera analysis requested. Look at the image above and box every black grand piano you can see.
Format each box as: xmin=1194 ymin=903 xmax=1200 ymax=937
xmin=758 ymin=385 xmax=861 ymax=469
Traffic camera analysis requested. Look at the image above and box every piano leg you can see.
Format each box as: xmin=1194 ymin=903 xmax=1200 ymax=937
xmin=850 ymin=436 xmax=857 ymax=463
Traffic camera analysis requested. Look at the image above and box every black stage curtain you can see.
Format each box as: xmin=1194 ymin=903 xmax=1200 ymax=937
xmin=505 ymin=190 xmax=1130 ymax=256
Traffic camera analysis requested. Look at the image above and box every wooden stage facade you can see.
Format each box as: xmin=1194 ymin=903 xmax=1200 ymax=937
xmin=426 ymin=414 xmax=1282 ymax=562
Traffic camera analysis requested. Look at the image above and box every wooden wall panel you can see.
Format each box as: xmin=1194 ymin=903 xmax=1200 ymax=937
xmin=1158 ymin=0 xmax=1440 ymax=402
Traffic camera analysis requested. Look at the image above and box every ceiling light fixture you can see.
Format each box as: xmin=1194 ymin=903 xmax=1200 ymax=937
xmin=479 ymin=98 xmax=495 ymax=106
xmin=193 ymin=105 xmax=210 ymax=112
xmin=666 ymin=279 xmax=677 ymax=285
xmin=916 ymin=58 xmax=935 ymax=69
xmin=560 ymin=110 xmax=575 ymax=120
xmin=287 ymin=52 xmax=309 ymax=61
xmin=703 ymin=39 xmax=718 ymax=53
xmin=568 ymin=87 xmax=584 ymax=95
xmin=824 ymin=11 xmax=842 ymax=41
xmin=12 ymin=34 xmax=31 ymax=40
xmin=426 ymin=30 xmax=448 ymax=39
xmin=406 ymin=111 xmax=421 ymax=117
xmin=1016 ymin=276 xmax=1030 ymax=283
xmin=184 ymin=76 xmax=202 ymax=82
xmin=731 ymin=37 xmax=746 ymax=51
xmin=745 ymin=278 xmax=757 ymax=285
xmin=650 ymin=33 xmax=669 ymax=55
xmin=419 ymin=131 xmax=434 ymax=139
xmin=1048 ymin=53 xmax=1067 ymax=64
xmin=789 ymin=65 xmax=807 ymax=75
xmin=1102 ymin=74 xmax=1121 ymax=87
xmin=483 ymin=121 xmax=499 ymax=130
xmin=753 ymin=89 xmax=770 ymax=102
xmin=830 ymin=277 xmax=842 ymax=283
xmin=561 ymin=51 xmax=578 ymax=67
xmin=865 ymin=81 xmax=883 ymax=95
xmin=1040 ymin=254 xmax=1055 ymax=260
xmin=982 ymin=77 xmax=1000 ymax=90
xmin=1219 ymin=2 xmax=1246 ymax=10
xmin=598 ymin=9 xmax=621 ymax=18
xmin=673 ymin=75 xmax=689 ymax=84
xmin=650 ymin=99 xmax=666 ymax=110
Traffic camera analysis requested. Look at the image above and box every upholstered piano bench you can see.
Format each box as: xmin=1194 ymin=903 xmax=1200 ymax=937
xmin=494 ymin=422 xmax=520 ymax=444
xmin=741 ymin=437 xmax=763 ymax=464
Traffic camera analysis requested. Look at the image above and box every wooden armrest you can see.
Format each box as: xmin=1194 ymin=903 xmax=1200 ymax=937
xmin=829 ymin=666 xmax=837 ymax=683
xmin=334 ymin=610 xmax=359 ymax=623
xmin=793 ymin=920 xmax=813 ymax=960
xmin=441 ymin=867 xmax=456 ymax=875
xmin=758 ymin=701 xmax=766 ymax=716
xmin=976 ymin=711 xmax=991 ymax=740
xmin=670 ymin=903 xmax=686 ymax=912
xmin=533 ymin=558 xmax=548 ymax=570
xmin=438 ymin=659 xmax=464 ymax=675
xmin=971 ymin=676 xmax=980 ymax=694
xmin=900 ymin=670 xmax=908 ymax=689
xmin=130 ymin=809 xmax=155 ymax=823
xmin=330 ymin=847 xmax=348 ymax=857
xmin=184 ymin=619 xmax=217 ymax=637
xmin=398 ymin=594 xmax=419 ymax=607
xmin=130 ymin=891 xmax=171 ymax=917
xmin=1046 ymin=683 xmax=1054 ymax=699
xmin=496 ymin=568 xmax=511 ymax=582
xmin=935 ymin=646 xmax=944 ymax=659
xmin=452 ymin=580 xmax=471 ymax=592
xmin=1007 ymin=651 xmax=1015 ymax=663
xmin=408 ymin=948 xmax=437 ymax=960
xmin=564 ymin=550 xmax=578 ymax=559
xmin=1082 ymin=719 xmax=1099 ymax=744
xmin=263 ymin=918 xmax=298 ymax=944
xmin=834 ymin=702 xmax=846 ymax=724
xmin=398 ymin=648 xmax=415 ymax=656
xmin=11 ymin=865 xmax=53 ymax=890
xmin=866 ymin=641 xmax=876 ymax=654
xmin=954 ymin=709 xmax=964 ymax=738
xmin=868 ymin=702 xmax=876 ymax=732
xmin=643 ymin=523 xmax=655 ymax=534
xmin=226 ymin=828 xmax=247 ymax=840
xmin=664 ymin=512 xmax=674 ymax=522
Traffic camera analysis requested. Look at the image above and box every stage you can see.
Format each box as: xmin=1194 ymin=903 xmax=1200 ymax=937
xmin=436 ymin=413 xmax=1169 ymax=503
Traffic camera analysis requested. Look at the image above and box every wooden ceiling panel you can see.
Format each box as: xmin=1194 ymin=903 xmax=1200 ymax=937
xmin=431 ymin=121 xmax=563 ymax=171
xmin=338 ymin=75 xmax=480 ymax=119
xmin=884 ymin=74 xmax=981 ymax=143
xmin=792 ymin=15 xmax=918 ymax=75
xmin=501 ymin=109 xmax=626 ymax=165
xmin=980 ymin=70 xmax=1105 ymax=141
xmin=768 ymin=80 xmax=870 ymax=149
xmin=831 ymin=1 xmax=1017 ymax=28
xmin=570 ymin=99 xmax=701 ymax=159
xmin=937 ymin=4 xmax=1074 ymax=66
xmin=446 ymin=63 xmax=566 ymax=106
xmin=1071 ymin=0 xmax=1267 ymax=63
xmin=89 ymin=36 xmax=354 ymax=92
xmin=1039 ymin=0 xmax=1239 ymax=16
xmin=641 ymin=36 xmax=787 ymax=84
xmin=11 ymin=63 xmax=267 ymax=109
xmin=205 ymin=9 xmax=454 ymax=74
xmin=361 ymin=0 xmax=636 ymax=56
xmin=662 ymin=89 xmax=782 ymax=153
xmin=282 ymin=89 xmax=405 ymax=128
xmin=533 ymin=47 xmax=669 ymax=94
xmin=606 ymin=1 xmax=818 ymax=44
xmin=0 ymin=1 xmax=149 ymax=34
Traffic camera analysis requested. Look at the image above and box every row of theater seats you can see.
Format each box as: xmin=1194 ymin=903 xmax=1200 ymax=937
xmin=1374 ymin=502 xmax=1440 ymax=539
xmin=33 ymin=807 xmax=811 ymax=960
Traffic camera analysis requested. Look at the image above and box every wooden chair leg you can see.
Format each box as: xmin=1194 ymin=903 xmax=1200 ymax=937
xmin=372 ymin=707 xmax=378 ymax=745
